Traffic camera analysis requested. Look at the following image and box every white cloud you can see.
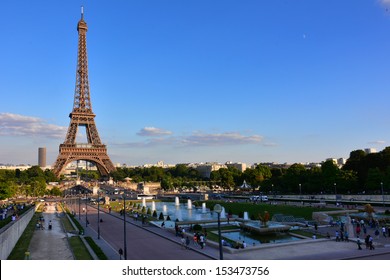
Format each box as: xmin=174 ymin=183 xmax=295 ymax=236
xmin=181 ymin=132 xmax=263 ymax=146
xmin=379 ymin=0 xmax=390 ymax=7
xmin=137 ymin=127 xmax=172 ymax=137
xmin=368 ymin=140 xmax=386 ymax=145
xmin=0 ymin=113 xmax=67 ymax=139
xmin=114 ymin=131 xmax=264 ymax=148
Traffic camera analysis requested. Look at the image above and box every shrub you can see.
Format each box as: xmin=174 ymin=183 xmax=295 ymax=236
xmin=158 ymin=212 xmax=164 ymax=220
xmin=193 ymin=224 xmax=202 ymax=231
xmin=152 ymin=210 xmax=158 ymax=218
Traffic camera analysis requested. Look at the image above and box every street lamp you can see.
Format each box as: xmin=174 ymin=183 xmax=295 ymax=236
xmin=97 ymin=190 xmax=101 ymax=239
xmin=78 ymin=191 xmax=81 ymax=220
xmin=123 ymin=190 xmax=128 ymax=260
xmin=213 ymin=204 xmax=223 ymax=260
xmin=85 ymin=192 xmax=88 ymax=228
xmin=334 ymin=183 xmax=337 ymax=205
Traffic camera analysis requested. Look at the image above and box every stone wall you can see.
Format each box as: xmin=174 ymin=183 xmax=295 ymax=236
xmin=0 ymin=206 xmax=35 ymax=259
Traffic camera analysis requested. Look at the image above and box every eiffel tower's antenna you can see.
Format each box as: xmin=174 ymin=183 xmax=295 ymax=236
xmin=81 ymin=6 xmax=84 ymax=19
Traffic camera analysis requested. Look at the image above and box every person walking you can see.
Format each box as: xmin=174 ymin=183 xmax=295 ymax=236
xmin=357 ymin=238 xmax=362 ymax=250
xmin=356 ymin=224 xmax=361 ymax=238
xmin=369 ymin=235 xmax=375 ymax=250
xmin=185 ymin=236 xmax=190 ymax=249
xmin=344 ymin=231 xmax=349 ymax=242
xmin=375 ymin=228 xmax=380 ymax=239
xmin=365 ymin=235 xmax=370 ymax=249
xmin=335 ymin=230 xmax=340 ymax=242
xmin=382 ymin=226 xmax=387 ymax=238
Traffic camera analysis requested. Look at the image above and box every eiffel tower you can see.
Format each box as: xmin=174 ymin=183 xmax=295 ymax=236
xmin=52 ymin=8 xmax=116 ymax=177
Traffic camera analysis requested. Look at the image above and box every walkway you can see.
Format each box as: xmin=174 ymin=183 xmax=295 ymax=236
xmin=28 ymin=204 xmax=73 ymax=260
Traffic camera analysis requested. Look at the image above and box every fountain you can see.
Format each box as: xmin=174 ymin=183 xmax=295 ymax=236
xmin=202 ymin=202 xmax=207 ymax=214
xmin=175 ymin=208 xmax=183 ymax=221
xmin=142 ymin=197 xmax=146 ymax=208
xmin=142 ymin=200 xmax=300 ymax=247
xmin=163 ymin=204 xmax=168 ymax=214
xmin=220 ymin=207 xmax=226 ymax=219
xmin=175 ymin=196 xmax=180 ymax=206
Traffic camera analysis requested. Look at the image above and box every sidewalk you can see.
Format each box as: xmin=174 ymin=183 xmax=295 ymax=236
xmin=28 ymin=204 xmax=74 ymax=260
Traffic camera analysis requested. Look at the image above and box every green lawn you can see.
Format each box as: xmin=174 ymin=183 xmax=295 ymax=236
xmin=68 ymin=236 xmax=93 ymax=260
xmin=7 ymin=207 xmax=42 ymax=259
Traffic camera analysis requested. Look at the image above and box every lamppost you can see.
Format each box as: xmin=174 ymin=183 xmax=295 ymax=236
xmin=85 ymin=192 xmax=88 ymax=228
xmin=334 ymin=183 xmax=337 ymax=205
xmin=213 ymin=204 xmax=223 ymax=260
xmin=381 ymin=182 xmax=385 ymax=207
xmin=78 ymin=191 xmax=81 ymax=220
xmin=123 ymin=190 xmax=128 ymax=260
xmin=97 ymin=190 xmax=101 ymax=239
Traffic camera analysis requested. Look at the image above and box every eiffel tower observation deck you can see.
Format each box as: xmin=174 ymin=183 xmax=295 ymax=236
xmin=52 ymin=7 xmax=116 ymax=177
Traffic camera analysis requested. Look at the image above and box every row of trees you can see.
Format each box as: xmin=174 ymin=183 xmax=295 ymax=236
xmin=2 ymin=147 xmax=390 ymax=200
xmin=111 ymin=147 xmax=390 ymax=195
xmin=0 ymin=166 xmax=59 ymax=200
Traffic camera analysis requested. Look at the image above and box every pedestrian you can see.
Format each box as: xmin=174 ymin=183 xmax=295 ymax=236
xmin=365 ymin=235 xmax=370 ymax=249
xmin=185 ymin=236 xmax=190 ymax=249
xmin=356 ymin=224 xmax=361 ymax=238
xmin=375 ymin=228 xmax=380 ymax=239
xmin=193 ymin=233 xmax=198 ymax=245
xmin=382 ymin=226 xmax=387 ymax=238
xmin=199 ymin=234 xmax=205 ymax=249
xmin=335 ymin=230 xmax=340 ymax=242
xmin=242 ymin=240 xmax=247 ymax=248
xmin=181 ymin=237 xmax=186 ymax=249
xmin=369 ymin=235 xmax=375 ymax=250
xmin=344 ymin=231 xmax=349 ymax=242
xmin=357 ymin=238 xmax=362 ymax=250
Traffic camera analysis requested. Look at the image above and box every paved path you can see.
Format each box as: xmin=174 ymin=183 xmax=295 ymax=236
xmin=28 ymin=204 xmax=73 ymax=260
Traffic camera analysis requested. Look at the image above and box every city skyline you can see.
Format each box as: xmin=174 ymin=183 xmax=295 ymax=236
xmin=1 ymin=1 xmax=390 ymax=166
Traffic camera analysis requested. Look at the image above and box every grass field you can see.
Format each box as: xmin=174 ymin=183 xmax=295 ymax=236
xmin=68 ymin=236 xmax=93 ymax=260
xmin=7 ymin=206 xmax=43 ymax=260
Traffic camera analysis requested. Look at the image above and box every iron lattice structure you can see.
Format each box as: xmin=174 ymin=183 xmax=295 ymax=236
xmin=52 ymin=10 xmax=116 ymax=177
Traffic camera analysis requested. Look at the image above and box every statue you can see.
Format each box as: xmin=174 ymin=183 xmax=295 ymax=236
xmin=258 ymin=211 xmax=270 ymax=227
xmin=364 ymin=204 xmax=375 ymax=218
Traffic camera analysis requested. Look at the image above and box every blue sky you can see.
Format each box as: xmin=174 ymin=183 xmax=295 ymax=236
xmin=1 ymin=0 xmax=390 ymax=166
